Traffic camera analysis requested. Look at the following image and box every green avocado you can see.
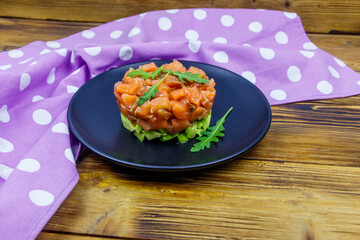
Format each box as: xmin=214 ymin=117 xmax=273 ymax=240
xmin=120 ymin=112 xmax=211 ymax=143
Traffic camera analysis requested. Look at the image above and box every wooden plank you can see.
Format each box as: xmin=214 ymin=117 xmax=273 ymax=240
xmin=0 ymin=17 xmax=359 ymax=73
xmin=41 ymin=96 xmax=360 ymax=239
xmin=37 ymin=232 xmax=122 ymax=240
xmin=0 ymin=0 xmax=360 ymax=34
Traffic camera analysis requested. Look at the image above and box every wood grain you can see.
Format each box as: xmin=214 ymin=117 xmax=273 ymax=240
xmin=0 ymin=17 xmax=359 ymax=74
xmin=1 ymin=0 xmax=360 ymax=34
xmin=39 ymin=96 xmax=360 ymax=240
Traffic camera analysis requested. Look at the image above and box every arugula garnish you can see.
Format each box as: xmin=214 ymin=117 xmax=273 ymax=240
xmin=138 ymin=73 xmax=169 ymax=106
xmin=127 ymin=69 xmax=152 ymax=79
xmin=127 ymin=66 xmax=164 ymax=79
xmin=127 ymin=67 xmax=209 ymax=84
xmin=190 ymin=107 xmax=233 ymax=152
xmin=171 ymin=71 xmax=209 ymax=84
xmin=128 ymin=64 xmax=210 ymax=105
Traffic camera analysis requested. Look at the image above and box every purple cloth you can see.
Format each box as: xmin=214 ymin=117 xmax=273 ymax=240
xmin=0 ymin=8 xmax=359 ymax=239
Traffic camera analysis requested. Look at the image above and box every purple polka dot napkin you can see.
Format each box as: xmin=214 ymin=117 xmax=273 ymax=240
xmin=0 ymin=8 xmax=359 ymax=239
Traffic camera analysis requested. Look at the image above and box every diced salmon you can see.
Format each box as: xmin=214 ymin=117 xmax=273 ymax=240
xmin=149 ymin=120 xmax=171 ymax=130
xmin=135 ymin=101 xmax=152 ymax=119
xmin=164 ymin=75 xmax=183 ymax=89
xmin=172 ymin=101 xmax=189 ymax=119
xmin=115 ymin=83 xmax=140 ymax=95
xmin=137 ymin=119 xmax=152 ymax=132
xmin=140 ymin=62 xmax=158 ymax=72
xmin=158 ymin=82 xmax=171 ymax=92
xmin=150 ymin=97 xmax=171 ymax=113
xmin=189 ymin=107 xmax=206 ymax=121
xmin=156 ymin=109 xmax=173 ymax=120
xmin=186 ymin=86 xmax=201 ymax=106
xmin=188 ymin=66 xmax=206 ymax=78
xmin=163 ymin=59 xmax=186 ymax=73
xmin=170 ymin=88 xmax=186 ymax=101
xmin=123 ymin=77 xmax=144 ymax=86
xmin=171 ymin=119 xmax=192 ymax=133
xmin=120 ymin=94 xmax=138 ymax=109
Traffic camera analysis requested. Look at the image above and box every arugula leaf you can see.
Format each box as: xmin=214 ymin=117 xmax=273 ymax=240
xmin=151 ymin=65 xmax=164 ymax=79
xmin=128 ymin=67 xmax=209 ymax=84
xmin=127 ymin=69 xmax=152 ymax=79
xmin=138 ymin=73 xmax=169 ymax=106
xmin=172 ymin=71 xmax=209 ymax=84
xmin=190 ymin=107 xmax=233 ymax=152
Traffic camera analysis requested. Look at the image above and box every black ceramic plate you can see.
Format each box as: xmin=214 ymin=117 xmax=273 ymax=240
xmin=68 ymin=60 xmax=271 ymax=171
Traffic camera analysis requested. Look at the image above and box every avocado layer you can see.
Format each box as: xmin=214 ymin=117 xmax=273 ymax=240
xmin=121 ymin=112 xmax=211 ymax=143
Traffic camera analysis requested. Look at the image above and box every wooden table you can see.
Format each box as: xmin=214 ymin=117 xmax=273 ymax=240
xmin=2 ymin=1 xmax=360 ymax=239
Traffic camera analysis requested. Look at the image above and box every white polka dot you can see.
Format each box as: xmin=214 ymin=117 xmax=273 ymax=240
xmin=213 ymin=51 xmax=229 ymax=63
xmin=248 ymin=21 xmax=263 ymax=33
xmin=30 ymin=61 xmax=37 ymax=66
xmin=20 ymin=73 xmax=31 ymax=91
xmin=46 ymin=41 xmax=61 ymax=48
xmin=52 ymin=123 xmax=69 ymax=135
xmin=284 ymin=12 xmax=297 ymax=19
xmin=71 ymin=50 xmax=75 ymax=64
xmin=17 ymin=158 xmax=40 ymax=172
xmin=242 ymin=43 xmax=251 ymax=47
xmin=334 ymin=57 xmax=346 ymax=67
xmin=0 ymin=164 xmax=13 ymax=180
xmin=193 ymin=9 xmax=207 ymax=20
xmin=55 ymin=48 xmax=67 ymax=57
xmin=166 ymin=9 xmax=179 ymax=14
xmin=300 ymin=50 xmax=315 ymax=58
xmin=33 ymin=109 xmax=52 ymax=125
xmin=213 ymin=37 xmax=227 ymax=44
xmin=260 ymin=48 xmax=275 ymax=60
xmin=221 ymin=15 xmax=235 ymax=27
xmin=110 ymin=30 xmax=123 ymax=39
xmin=115 ymin=18 xmax=124 ymax=22
xmin=67 ymin=85 xmax=79 ymax=94
xmin=150 ymin=57 xmax=161 ymax=60
xmin=317 ymin=80 xmax=333 ymax=94
xmin=47 ymin=68 xmax=56 ymax=85
xmin=287 ymin=66 xmax=301 ymax=82
xmin=357 ymin=81 xmax=360 ymax=86
xmin=39 ymin=49 xmax=51 ymax=55
xmin=32 ymin=95 xmax=44 ymax=102
xmin=128 ymin=27 xmax=141 ymax=37
xmin=70 ymin=68 xmax=80 ymax=75
xmin=0 ymin=105 xmax=10 ymax=123
xmin=185 ymin=30 xmax=199 ymax=40
xmin=328 ymin=66 xmax=340 ymax=78
xmin=303 ymin=42 xmax=317 ymax=50
xmin=0 ymin=137 xmax=14 ymax=153
xmin=119 ymin=46 xmax=133 ymax=61
xmin=8 ymin=49 xmax=24 ymax=58
xmin=188 ymin=40 xmax=201 ymax=53
xmin=84 ymin=46 xmax=101 ymax=56
xmin=275 ymin=31 xmax=288 ymax=44
xmin=158 ymin=17 xmax=172 ymax=31
xmin=29 ymin=190 xmax=54 ymax=206
xmin=0 ymin=64 xmax=12 ymax=70
xmin=65 ymin=148 xmax=75 ymax=164
xmin=270 ymin=89 xmax=287 ymax=100
xmin=241 ymin=71 xmax=256 ymax=84
xmin=19 ymin=57 xmax=33 ymax=64
xmin=139 ymin=12 xmax=147 ymax=17
xmin=82 ymin=30 xmax=95 ymax=39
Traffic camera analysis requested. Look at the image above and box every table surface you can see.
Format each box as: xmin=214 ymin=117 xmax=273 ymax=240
xmin=1 ymin=1 xmax=360 ymax=239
